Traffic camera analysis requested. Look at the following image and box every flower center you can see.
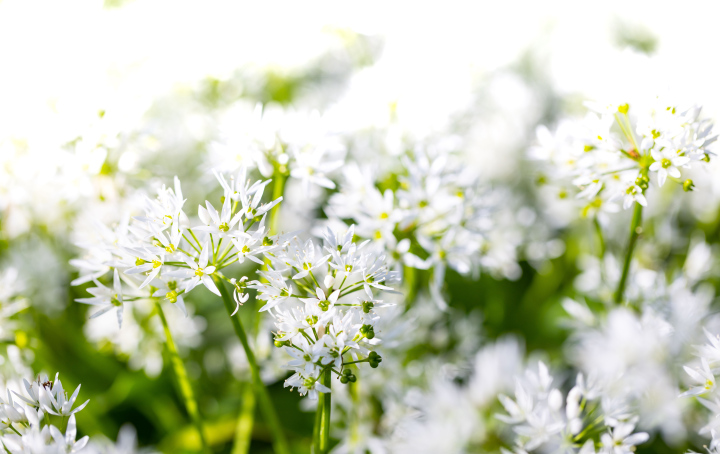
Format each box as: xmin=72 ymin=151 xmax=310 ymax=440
xmin=661 ymin=158 xmax=672 ymax=168
xmin=219 ymin=222 xmax=229 ymax=232
xmin=152 ymin=260 xmax=162 ymax=268
xmin=195 ymin=268 xmax=204 ymax=277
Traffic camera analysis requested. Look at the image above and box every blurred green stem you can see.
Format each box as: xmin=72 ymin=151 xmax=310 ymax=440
xmin=614 ymin=203 xmax=643 ymax=304
xmin=593 ymin=216 xmax=605 ymax=258
xmin=403 ymin=265 xmax=417 ymax=305
xmin=231 ymin=382 xmax=256 ymax=454
xmin=212 ymin=275 xmax=290 ymax=454
xmin=269 ymin=171 xmax=286 ymax=236
xmin=155 ymin=301 xmax=208 ymax=452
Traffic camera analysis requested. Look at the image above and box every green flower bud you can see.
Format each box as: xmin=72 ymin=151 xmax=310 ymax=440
xmin=683 ymin=179 xmax=695 ymax=192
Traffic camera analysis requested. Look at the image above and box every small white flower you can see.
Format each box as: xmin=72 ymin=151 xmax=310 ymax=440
xmin=165 ymin=242 xmax=220 ymax=296
xmin=680 ymin=357 xmax=715 ymax=397
xmin=600 ymin=422 xmax=649 ymax=454
xmin=649 ymin=147 xmax=690 ymax=186
xmin=75 ymin=269 xmax=125 ymax=327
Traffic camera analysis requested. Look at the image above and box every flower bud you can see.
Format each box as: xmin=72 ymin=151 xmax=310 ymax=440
xmin=324 ymin=275 xmax=335 ymax=289
xmin=548 ymin=388 xmax=563 ymax=411
xmin=683 ymin=179 xmax=695 ymax=192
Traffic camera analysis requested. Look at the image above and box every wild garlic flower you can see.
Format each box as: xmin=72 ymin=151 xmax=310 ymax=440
xmin=326 ymin=149 xmax=521 ymax=308
xmin=678 ymin=330 xmax=720 ymax=446
xmin=72 ymin=168 xmax=286 ymax=327
xmin=0 ymin=372 xmax=96 ymax=454
xmin=532 ymin=99 xmax=716 ymax=217
xmin=497 ymin=361 xmax=649 ymax=453
xmin=251 ymin=226 xmax=399 ymax=399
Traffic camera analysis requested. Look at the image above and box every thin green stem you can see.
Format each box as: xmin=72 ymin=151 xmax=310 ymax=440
xmin=614 ymin=202 xmax=643 ymax=304
xmin=308 ymin=270 xmax=321 ymax=289
xmin=188 ymin=228 xmax=203 ymax=249
xmin=155 ymin=301 xmax=208 ymax=451
xmin=593 ymin=216 xmax=606 ymax=258
xmin=212 ymin=275 xmax=290 ymax=454
xmin=7 ymin=425 xmax=21 ymax=436
xmin=217 ymin=242 xmax=235 ymax=265
xmin=183 ymin=234 xmax=201 ymax=253
xmin=342 ymin=359 xmax=369 ymax=366
xmin=211 ymin=234 xmax=217 ymax=263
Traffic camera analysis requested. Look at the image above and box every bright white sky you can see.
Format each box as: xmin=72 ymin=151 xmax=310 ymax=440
xmin=2 ymin=0 xmax=719 ymax=144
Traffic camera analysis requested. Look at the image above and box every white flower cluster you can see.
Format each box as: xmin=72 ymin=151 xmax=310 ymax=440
xmin=251 ymin=226 xmax=399 ymax=399
xmin=532 ymin=99 xmax=716 ymax=217
xmin=680 ymin=330 xmax=720 ymax=453
xmin=72 ymin=168 xmax=285 ymax=326
xmin=327 ymin=148 xmax=521 ymax=307
xmin=0 ymin=372 xmax=142 ymax=453
xmin=498 ymin=362 xmax=649 ymax=454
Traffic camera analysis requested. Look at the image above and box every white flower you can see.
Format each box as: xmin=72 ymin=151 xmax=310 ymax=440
xmin=599 ymin=422 xmax=649 ymax=454
xmin=284 ymin=371 xmax=331 ymax=400
xmin=289 ymin=147 xmax=343 ymax=193
xmin=123 ymin=248 xmax=167 ymax=288
xmin=621 ymin=184 xmax=647 ymax=210
xmin=75 ymin=269 xmax=125 ymax=327
xmin=196 ymin=198 xmax=243 ymax=239
xmin=680 ymin=357 xmax=716 ymax=397
xmin=40 ymin=376 xmax=90 ymax=417
xmin=300 ymin=287 xmax=340 ymax=313
xmin=166 ymin=242 xmax=220 ymax=296
xmin=649 ymin=147 xmax=690 ymax=186
xmin=49 ymin=414 xmax=89 ymax=452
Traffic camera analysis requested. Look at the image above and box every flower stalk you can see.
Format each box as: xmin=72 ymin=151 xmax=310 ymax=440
xmin=155 ymin=300 xmax=208 ymax=452
xmin=614 ymin=202 xmax=643 ymax=304
xmin=314 ymin=369 xmax=332 ymax=454
xmin=213 ymin=274 xmax=290 ymax=454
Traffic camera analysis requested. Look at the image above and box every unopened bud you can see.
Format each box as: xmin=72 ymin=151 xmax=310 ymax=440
xmin=683 ymin=179 xmax=695 ymax=192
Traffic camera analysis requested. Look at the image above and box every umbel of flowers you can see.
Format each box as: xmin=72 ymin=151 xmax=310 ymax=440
xmin=251 ymin=225 xmax=398 ymax=399
xmin=250 ymin=226 xmax=398 ymax=453
xmin=71 ymin=165 xmax=399 ymax=454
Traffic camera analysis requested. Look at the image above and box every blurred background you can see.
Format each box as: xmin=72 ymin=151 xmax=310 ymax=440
xmin=3 ymin=1 xmax=720 ymax=452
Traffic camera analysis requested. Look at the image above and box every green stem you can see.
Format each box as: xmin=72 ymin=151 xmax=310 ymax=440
xmin=212 ymin=275 xmax=290 ymax=454
xmin=319 ymin=370 xmax=332 ymax=454
xmin=312 ymin=387 xmax=323 ymax=454
xmin=231 ymin=382 xmax=256 ymax=454
xmin=614 ymin=202 xmax=643 ymax=304
xmin=269 ymin=172 xmax=286 ymax=236
xmin=155 ymin=301 xmax=208 ymax=451
xmin=183 ymin=234 xmax=201 ymax=253
xmin=593 ymin=216 xmax=605 ymax=258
